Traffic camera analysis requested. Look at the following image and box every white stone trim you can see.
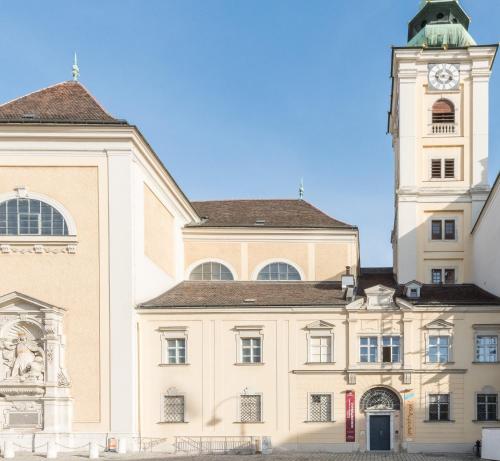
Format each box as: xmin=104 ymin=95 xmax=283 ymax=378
xmin=185 ymin=258 xmax=238 ymax=281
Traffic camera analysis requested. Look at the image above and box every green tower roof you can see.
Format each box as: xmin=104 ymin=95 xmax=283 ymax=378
xmin=408 ymin=0 xmax=475 ymax=48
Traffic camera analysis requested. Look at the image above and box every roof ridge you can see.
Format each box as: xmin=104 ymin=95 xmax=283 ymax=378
xmin=191 ymin=198 xmax=301 ymax=203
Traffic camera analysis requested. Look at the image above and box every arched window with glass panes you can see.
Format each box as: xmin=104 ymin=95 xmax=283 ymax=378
xmin=189 ymin=261 xmax=234 ymax=281
xmin=257 ymin=262 xmax=301 ymax=281
xmin=0 ymin=198 xmax=69 ymax=236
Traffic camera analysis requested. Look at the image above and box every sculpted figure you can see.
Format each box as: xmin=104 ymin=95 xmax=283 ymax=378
xmin=10 ymin=333 xmax=44 ymax=378
xmin=0 ymin=340 xmax=14 ymax=379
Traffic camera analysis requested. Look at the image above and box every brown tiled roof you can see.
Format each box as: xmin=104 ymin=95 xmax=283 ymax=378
xmin=188 ymin=200 xmax=354 ymax=229
xmin=140 ymin=281 xmax=347 ymax=308
xmin=0 ymin=81 xmax=125 ymax=124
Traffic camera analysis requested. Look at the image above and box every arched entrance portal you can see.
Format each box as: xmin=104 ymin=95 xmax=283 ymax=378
xmin=360 ymin=387 xmax=401 ymax=452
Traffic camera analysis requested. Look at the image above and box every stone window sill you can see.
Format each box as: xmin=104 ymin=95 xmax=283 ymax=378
xmin=233 ymin=421 xmax=265 ymax=424
xmin=234 ymin=362 xmax=265 ymax=366
xmin=157 ymin=421 xmax=188 ymax=424
xmin=0 ymin=236 xmax=78 ymax=254
xmin=304 ymin=420 xmax=336 ymax=423
xmin=472 ymin=361 xmax=499 ymax=364
xmin=159 ymin=363 xmax=190 ymax=367
xmin=423 ymin=420 xmax=455 ymax=423
xmin=305 ymin=362 xmax=336 ymax=365
xmin=472 ymin=420 xmax=500 ymax=423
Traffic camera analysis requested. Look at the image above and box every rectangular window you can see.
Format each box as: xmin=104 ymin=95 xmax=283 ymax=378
xmin=444 ymin=268 xmax=455 ymax=284
xmin=309 ymin=394 xmax=332 ymax=422
xmin=310 ymin=337 xmax=332 ymax=363
xmin=240 ymin=394 xmax=262 ymax=423
xmin=382 ymin=336 xmax=401 ymax=363
xmin=432 ymin=269 xmax=443 ymax=284
xmin=444 ymin=159 xmax=455 ymax=179
xmin=431 ymin=220 xmax=443 ymax=240
xmin=428 ymin=336 xmax=450 ymax=363
xmin=167 ymin=338 xmax=186 ymax=364
xmin=431 ymin=159 xmax=442 ymax=179
xmin=476 ymin=336 xmax=498 ymax=363
xmin=163 ymin=395 xmax=185 ymax=422
xmin=477 ymin=394 xmax=498 ymax=421
xmin=444 ymin=220 xmax=456 ymax=240
xmin=431 ymin=268 xmax=455 ymax=284
xmin=429 ymin=394 xmax=450 ymax=421
xmin=241 ymin=338 xmax=261 ymax=363
xmin=360 ymin=337 xmax=378 ymax=363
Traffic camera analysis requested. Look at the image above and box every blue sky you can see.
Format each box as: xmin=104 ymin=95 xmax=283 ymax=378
xmin=1 ymin=0 xmax=499 ymax=267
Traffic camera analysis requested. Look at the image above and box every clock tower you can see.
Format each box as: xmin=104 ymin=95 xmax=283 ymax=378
xmin=389 ymin=0 xmax=498 ymax=284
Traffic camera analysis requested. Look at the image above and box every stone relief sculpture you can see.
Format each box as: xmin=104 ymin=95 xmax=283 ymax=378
xmin=0 ymin=332 xmax=45 ymax=381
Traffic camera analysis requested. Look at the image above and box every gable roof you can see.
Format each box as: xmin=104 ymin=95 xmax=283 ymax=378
xmin=0 ymin=81 xmax=126 ymax=125
xmin=188 ymin=200 xmax=355 ymax=229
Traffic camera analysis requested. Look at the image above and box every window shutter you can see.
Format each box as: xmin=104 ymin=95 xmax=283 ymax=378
xmin=431 ymin=159 xmax=442 ymax=178
xmin=444 ymin=159 xmax=455 ymax=178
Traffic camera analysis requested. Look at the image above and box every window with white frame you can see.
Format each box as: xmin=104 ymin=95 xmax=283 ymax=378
xmin=309 ymin=336 xmax=332 ymax=363
xmin=309 ymin=394 xmax=332 ymax=422
xmin=431 ymin=268 xmax=455 ymax=284
xmin=0 ymin=198 xmax=69 ymax=236
xmin=166 ymin=338 xmax=186 ymax=364
xmin=257 ymin=262 xmax=301 ymax=281
xmin=477 ymin=394 xmax=498 ymax=421
xmin=476 ymin=336 xmax=498 ymax=363
xmin=163 ymin=395 xmax=185 ymax=422
xmin=360 ymin=337 xmax=378 ymax=363
xmin=427 ymin=336 xmax=450 ymax=363
xmin=240 ymin=394 xmax=262 ymax=423
xmin=189 ymin=261 xmax=234 ymax=281
xmin=241 ymin=337 xmax=261 ymax=363
xmin=431 ymin=219 xmax=456 ymax=240
xmin=382 ymin=336 xmax=401 ymax=363
xmin=429 ymin=394 xmax=450 ymax=421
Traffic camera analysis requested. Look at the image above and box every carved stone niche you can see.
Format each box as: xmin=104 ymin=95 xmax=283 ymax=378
xmin=0 ymin=292 xmax=72 ymax=433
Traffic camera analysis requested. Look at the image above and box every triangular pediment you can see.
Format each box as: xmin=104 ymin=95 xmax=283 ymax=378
xmin=0 ymin=292 xmax=64 ymax=313
xmin=364 ymin=284 xmax=397 ymax=310
xmin=424 ymin=319 xmax=454 ymax=330
xmin=305 ymin=320 xmax=335 ymax=330
xmin=364 ymin=284 xmax=396 ymax=296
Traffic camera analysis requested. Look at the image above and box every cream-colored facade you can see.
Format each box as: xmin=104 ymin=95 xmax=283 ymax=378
xmin=0 ymin=0 xmax=498 ymax=455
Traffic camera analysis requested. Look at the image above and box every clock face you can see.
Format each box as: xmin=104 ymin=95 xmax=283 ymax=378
xmin=428 ymin=64 xmax=460 ymax=91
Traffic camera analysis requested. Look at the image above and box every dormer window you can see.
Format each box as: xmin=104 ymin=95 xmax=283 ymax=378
xmin=404 ymin=281 xmax=422 ymax=299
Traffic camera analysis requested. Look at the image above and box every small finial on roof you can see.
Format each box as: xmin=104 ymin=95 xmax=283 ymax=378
xmin=72 ymin=52 xmax=80 ymax=82
xmin=299 ymin=178 xmax=304 ymax=200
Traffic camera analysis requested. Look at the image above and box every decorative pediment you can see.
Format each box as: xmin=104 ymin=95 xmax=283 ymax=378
xmin=0 ymin=292 xmax=64 ymax=314
xmin=424 ymin=319 xmax=454 ymax=330
xmin=364 ymin=285 xmax=397 ymax=310
xmin=305 ymin=321 xmax=335 ymax=330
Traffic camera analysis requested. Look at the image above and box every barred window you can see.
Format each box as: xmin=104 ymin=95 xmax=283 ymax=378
xmin=360 ymin=337 xmax=378 ymax=362
xmin=0 ymin=198 xmax=69 ymax=236
xmin=428 ymin=336 xmax=450 ymax=363
xmin=189 ymin=262 xmax=234 ymax=281
xmin=241 ymin=338 xmax=261 ymax=363
xmin=476 ymin=336 xmax=498 ymax=363
xmin=429 ymin=394 xmax=450 ymax=421
xmin=309 ymin=337 xmax=332 ymax=363
xmin=167 ymin=338 xmax=186 ymax=364
xmin=163 ymin=395 xmax=185 ymax=422
xmin=309 ymin=394 xmax=332 ymax=422
xmin=477 ymin=394 xmax=498 ymax=421
xmin=257 ymin=262 xmax=301 ymax=281
xmin=240 ymin=394 xmax=262 ymax=423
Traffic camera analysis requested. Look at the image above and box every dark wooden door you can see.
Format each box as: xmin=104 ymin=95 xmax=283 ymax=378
xmin=370 ymin=415 xmax=391 ymax=451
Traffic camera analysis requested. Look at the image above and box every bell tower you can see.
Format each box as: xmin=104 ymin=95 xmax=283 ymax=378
xmin=389 ymin=0 xmax=497 ymax=284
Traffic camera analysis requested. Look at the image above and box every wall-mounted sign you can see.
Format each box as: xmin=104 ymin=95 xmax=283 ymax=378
xmin=406 ymin=401 xmax=416 ymax=438
xmin=346 ymin=391 xmax=355 ymax=442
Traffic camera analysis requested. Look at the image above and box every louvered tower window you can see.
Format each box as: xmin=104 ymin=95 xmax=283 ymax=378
xmin=432 ymin=99 xmax=455 ymax=124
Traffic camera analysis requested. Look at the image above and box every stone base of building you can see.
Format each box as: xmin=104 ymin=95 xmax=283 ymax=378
xmin=277 ymin=442 xmax=359 ymax=453
xmin=405 ymin=442 xmax=476 ymax=454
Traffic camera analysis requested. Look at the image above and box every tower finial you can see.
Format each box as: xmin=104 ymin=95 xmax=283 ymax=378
xmin=72 ymin=52 xmax=80 ymax=82
xmin=299 ymin=178 xmax=304 ymax=200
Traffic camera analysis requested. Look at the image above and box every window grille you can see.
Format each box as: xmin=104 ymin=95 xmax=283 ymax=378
xmin=429 ymin=394 xmax=450 ymax=421
xmin=241 ymin=338 xmax=261 ymax=363
xmin=163 ymin=395 xmax=185 ymax=422
xmin=360 ymin=388 xmax=400 ymax=411
xmin=444 ymin=159 xmax=455 ymax=178
xmin=476 ymin=336 xmax=498 ymax=363
xmin=477 ymin=394 xmax=498 ymax=421
xmin=431 ymin=159 xmax=442 ymax=178
xmin=360 ymin=337 xmax=378 ymax=362
xmin=167 ymin=338 xmax=186 ymax=364
xmin=428 ymin=336 xmax=450 ymax=363
xmin=432 ymin=99 xmax=455 ymax=124
xmin=0 ymin=198 xmax=69 ymax=236
xmin=309 ymin=394 xmax=332 ymax=422
xmin=309 ymin=337 xmax=332 ymax=363
xmin=189 ymin=262 xmax=234 ymax=281
xmin=257 ymin=262 xmax=301 ymax=281
xmin=240 ymin=395 xmax=262 ymax=423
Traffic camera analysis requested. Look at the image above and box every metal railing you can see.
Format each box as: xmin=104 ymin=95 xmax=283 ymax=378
xmin=174 ymin=436 xmax=257 ymax=455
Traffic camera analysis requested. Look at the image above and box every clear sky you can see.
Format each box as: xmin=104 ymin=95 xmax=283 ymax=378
xmin=1 ymin=0 xmax=499 ymax=267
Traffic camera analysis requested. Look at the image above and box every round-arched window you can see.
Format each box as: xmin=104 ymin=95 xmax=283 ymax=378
xmin=189 ymin=262 xmax=234 ymax=281
xmin=257 ymin=262 xmax=301 ymax=281
xmin=0 ymin=198 xmax=69 ymax=236
xmin=360 ymin=387 xmax=400 ymax=412
xmin=432 ymin=99 xmax=455 ymax=124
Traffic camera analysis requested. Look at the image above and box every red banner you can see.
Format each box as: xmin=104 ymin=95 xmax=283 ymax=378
xmin=345 ymin=391 xmax=355 ymax=442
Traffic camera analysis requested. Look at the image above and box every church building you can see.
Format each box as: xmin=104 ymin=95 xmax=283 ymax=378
xmin=0 ymin=0 xmax=498 ymax=454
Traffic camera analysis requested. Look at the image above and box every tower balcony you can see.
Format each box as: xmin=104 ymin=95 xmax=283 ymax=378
xmin=429 ymin=122 xmax=458 ymax=136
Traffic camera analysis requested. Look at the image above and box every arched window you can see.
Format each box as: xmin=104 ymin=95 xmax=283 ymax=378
xmin=360 ymin=387 xmax=400 ymax=412
xmin=0 ymin=198 xmax=69 ymax=236
xmin=432 ymin=99 xmax=455 ymax=124
xmin=257 ymin=262 xmax=301 ymax=281
xmin=189 ymin=262 xmax=234 ymax=281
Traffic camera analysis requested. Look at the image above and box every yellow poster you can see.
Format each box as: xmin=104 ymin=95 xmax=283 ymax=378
xmin=406 ymin=401 xmax=416 ymax=438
